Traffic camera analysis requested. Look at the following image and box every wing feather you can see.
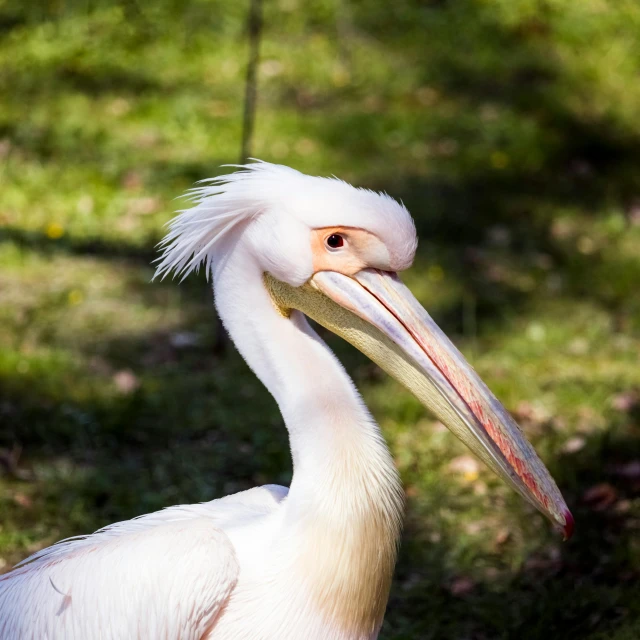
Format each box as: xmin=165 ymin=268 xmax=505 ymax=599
xmin=0 ymin=486 xmax=288 ymax=640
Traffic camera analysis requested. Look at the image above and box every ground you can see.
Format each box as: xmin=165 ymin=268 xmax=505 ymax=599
xmin=0 ymin=1 xmax=639 ymax=638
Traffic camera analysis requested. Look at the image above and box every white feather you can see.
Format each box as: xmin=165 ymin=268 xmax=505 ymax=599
xmin=154 ymin=160 xmax=417 ymax=282
xmin=0 ymin=486 xmax=287 ymax=640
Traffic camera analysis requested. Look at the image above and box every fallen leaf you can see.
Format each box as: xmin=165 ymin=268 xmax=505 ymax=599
xmin=449 ymin=576 xmax=475 ymax=596
xmin=611 ymin=391 xmax=639 ymax=413
xmin=483 ymin=566 xmax=500 ymax=581
xmin=405 ymin=485 xmax=419 ymax=498
xmin=514 ymin=401 xmax=549 ymax=424
xmin=448 ymin=455 xmax=480 ymax=482
xmin=113 ymin=370 xmax=140 ymax=395
xmin=524 ymin=545 xmax=562 ymax=573
xmin=568 ymin=338 xmax=589 ymax=355
xmin=13 ymin=493 xmax=32 ymax=508
xmin=629 ymin=203 xmax=640 ymax=226
xmin=613 ymin=499 xmax=631 ymax=515
xmin=582 ymin=483 xmax=618 ymax=511
xmin=88 ymin=356 xmax=113 ymax=375
xmin=495 ymin=528 xmax=511 ymax=546
xmin=465 ymin=521 xmax=484 ymax=535
xmin=127 ymin=196 xmax=161 ymax=216
xmin=122 ymin=171 xmax=143 ymax=191
xmin=431 ymin=421 xmax=447 ymax=433
xmin=561 ymin=436 xmax=586 ymax=455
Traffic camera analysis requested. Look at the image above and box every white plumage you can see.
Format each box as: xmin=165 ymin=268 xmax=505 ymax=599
xmin=1 ymin=486 xmax=286 ymax=639
xmin=0 ymin=162 xmax=571 ymax=639
xmin=154 ymin=161 xmax=417 ymax=283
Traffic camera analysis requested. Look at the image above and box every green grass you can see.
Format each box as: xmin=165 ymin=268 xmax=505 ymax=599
xmin=1 ymin=1 xmax=640 ymax=637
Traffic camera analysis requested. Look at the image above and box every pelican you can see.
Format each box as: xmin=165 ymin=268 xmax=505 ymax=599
xmin=0 ymin=161 xmax=572 ymax=639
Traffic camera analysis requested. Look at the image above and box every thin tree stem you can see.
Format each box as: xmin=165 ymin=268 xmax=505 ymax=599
xmin=240 ymin=0 xmax=263 ymax=163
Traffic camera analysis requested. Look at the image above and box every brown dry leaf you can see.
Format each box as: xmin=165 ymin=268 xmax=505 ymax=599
xmin=127 ymin=196 xmax=161 ymax=216
xmin=629 ymin=202 xmax=640 ymax=226
xmin=472 ymin=481 xmax=488 ymax=496
xmin=122 ymin=171 xmax=143 ymax=191
xmin=513 ymin=401 xmax=549 ymax=426
xmin=449 ymin=576 xmax=475 ymax=596
xmin=0 ymin=139 xmax=11 ymax=159
xmin=576 ymin=406 xmax=601 ymax=432
xmin=561 ymin=436 xmax=586 ymax=455
xmin=524 ymin=546 xmax=562 ymax=573
xmin=613 ymin=499 xmax=632 ymax=515
xmin=405 ymin=485 xmax=419 ymax=498
xmin=582 ymin=483 xmax=618 ymax=511
xmin=430 ymin=421 xmax=447 ymax=433
xmin=113 ymin=370 xmax=140 ymax=395
xmin=568 ymin=337 xmax=589 ymax=355
xmin=611 ymin=391 xmax=639 ymax=413
xmin=115 ymin=215 xmax=136 ymax=233
xmin=13 ymin=492 xmax=32 ymax=508
xmin=448 ymin=455 xmax=480 ymax=482
xmin=465 ymin=521 xmax=484 ymax=535
xmin=88 ymin=356 xmax=113 ymax=375
xmin=551 ymin=416 xmax=568 ymax=432
xmin=483 ymin=566 xmax=500 ymax=581
xmin=495 ymin=528 xmax=511 ymax=546
xmin=551 ymin=218 xmax=575 ymax=240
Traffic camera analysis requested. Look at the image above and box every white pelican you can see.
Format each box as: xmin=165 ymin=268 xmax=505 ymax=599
xmin=0 ymin=161 xmax=572 ymax=640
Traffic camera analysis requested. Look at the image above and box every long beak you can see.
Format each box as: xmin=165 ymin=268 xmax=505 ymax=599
xmin=264 ymin=268 xmax=573 ymax=538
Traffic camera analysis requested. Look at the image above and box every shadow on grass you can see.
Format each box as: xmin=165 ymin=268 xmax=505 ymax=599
xmin=355 ymin=2 xmax=640 ymax=212
xmin=0 ymin=226 xmax=157 ymax=264
xmin=0 ymin=284 xmax=291 ymax=526
xmin=384 ymin=421 xmax=640 ymax=640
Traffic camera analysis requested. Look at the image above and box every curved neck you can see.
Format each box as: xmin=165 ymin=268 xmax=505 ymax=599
xmin=212 ymin=240 xmax=403 ymax=637
xmin=212 ymin=241 xmax=380 ymax=475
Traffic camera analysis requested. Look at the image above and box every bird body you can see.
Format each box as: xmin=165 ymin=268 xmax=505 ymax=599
xmin=0 ymin=162 xmax=571 ymax=639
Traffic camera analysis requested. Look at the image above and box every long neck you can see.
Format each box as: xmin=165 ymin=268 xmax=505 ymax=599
xmin=212 ymin=242 xmax=404 ymax=636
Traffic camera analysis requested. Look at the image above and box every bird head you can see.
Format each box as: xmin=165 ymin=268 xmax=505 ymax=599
xmin=156 ymin=161 xmax=573 ymax=539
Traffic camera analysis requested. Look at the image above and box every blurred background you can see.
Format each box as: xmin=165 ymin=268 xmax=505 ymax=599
xmin=1 ymin=0 xmax=639 ymax=637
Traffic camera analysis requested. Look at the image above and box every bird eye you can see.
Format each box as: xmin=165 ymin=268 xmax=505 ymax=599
xmin=326 ymin=234 xmax=344 ymax=250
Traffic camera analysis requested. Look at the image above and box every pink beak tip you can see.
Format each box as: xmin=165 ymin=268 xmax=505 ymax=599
xmin=562 ymin=509 xmax=575 ymax=541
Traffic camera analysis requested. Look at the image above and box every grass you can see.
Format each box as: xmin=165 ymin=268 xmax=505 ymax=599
xmin=1 ymin=0 xmax=639 ymax=637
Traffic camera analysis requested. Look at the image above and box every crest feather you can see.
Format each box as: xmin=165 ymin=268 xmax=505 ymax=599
xmin=154 ymin=161 xmax=286 ymax=281
xmin=154 ymin=160 xmax=418 ymax=281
